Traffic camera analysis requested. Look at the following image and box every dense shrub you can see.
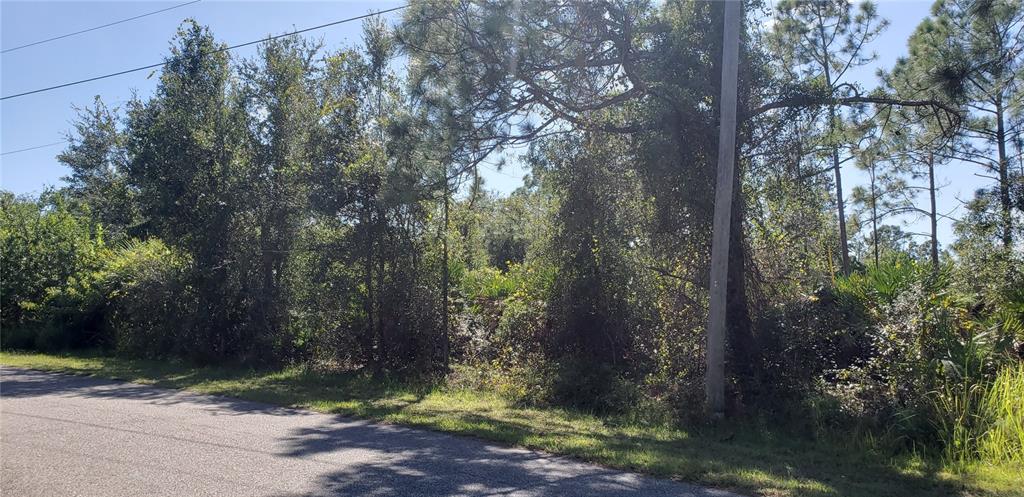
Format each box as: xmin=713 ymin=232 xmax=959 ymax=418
xmin=752 ymin=284 xmax=873 ymax=410
xmin=789 ymin=256 xmax=1024 ymax=460
xmin=0 ymin=194 xmax=190 ymax=354
xmin=104 ymin=239 xmax=191 ymax=357
xmin=1 ymin=193 xmax=106 ymax=349
xmin=2 ymin=228 xmax=190 ymax=355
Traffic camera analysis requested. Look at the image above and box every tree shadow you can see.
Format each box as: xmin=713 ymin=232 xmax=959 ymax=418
xmin=0 ymin=367 xmax=308 ymax=417
xmin=297 ymin=406 xmax=971 ymax=497
xmin=0 ymin=366 xmax=974 ymax=497
xmin=272 ymin=417 xmax=734 ymax=497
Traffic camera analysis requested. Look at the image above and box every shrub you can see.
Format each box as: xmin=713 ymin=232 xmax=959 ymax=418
xmin=754 ymin=284 xmax=873 ymax=407
xmin=1 ymin=193 xmax=106 ymax=349
xmin=804 ymin=255 xmax=1024 ymax=462
xmin=833 ymin=253 xmax=925 ymax=310
xmin=30 ymin=269 xmax=111 ymax=350
xmin=461 ymin=266 xmax=518 ymax=301
xmin=0 ymin=212 xmax=190 ymax=357
xmin=105 ymin=239 xmax=191 ymax=357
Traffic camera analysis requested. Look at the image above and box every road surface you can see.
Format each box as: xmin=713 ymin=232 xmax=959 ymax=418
xmin=0 ymin=367 xmax=738 ymax=497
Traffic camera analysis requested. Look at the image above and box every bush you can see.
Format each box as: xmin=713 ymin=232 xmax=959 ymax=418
xmin=31 ymin=269 xmax=111 ymax=350
xmin=105 ymin=239 xmax=190 ymax=357
xmin=754 ymin=284 xmax=873 ymax=407
xmin=27 ymin=239 xmax=190 ymax=355
xmin=1 ymin=192 xmax=106 ymax=349
xmin=0 ymin=202 xmax=190 ymax=357
xmin=461 ymin=266 xmax=518 ymax=301
xmin=796 ymin=256 xmax=1024 ymax=462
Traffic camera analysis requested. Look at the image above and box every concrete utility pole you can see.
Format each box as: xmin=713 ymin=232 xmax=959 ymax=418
xmin=705 ymin=0 xmax=741 ymax=418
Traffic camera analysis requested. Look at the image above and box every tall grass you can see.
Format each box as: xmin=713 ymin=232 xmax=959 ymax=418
xmin=977 ymin=364 xmax=1024 ymax=465
xmin=934 ymin=362 xmax=1024 ymax=467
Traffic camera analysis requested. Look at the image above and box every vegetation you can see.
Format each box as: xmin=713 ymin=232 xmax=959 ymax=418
xmin=2 ymin=1 xmax=1022 ymax=496
xmin=3 ymin=350 xmax=1022 ymax=497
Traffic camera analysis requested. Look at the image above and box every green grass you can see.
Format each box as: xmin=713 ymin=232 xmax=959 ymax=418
xmin=2 ymin=350 xmax=1020 ymax=497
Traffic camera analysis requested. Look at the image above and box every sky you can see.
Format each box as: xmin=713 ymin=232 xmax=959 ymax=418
xmin=0 ymin=0 xmax=990 ymax=247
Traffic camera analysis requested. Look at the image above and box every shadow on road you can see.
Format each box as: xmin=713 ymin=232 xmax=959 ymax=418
xmin=0 ymin=367 xmax=967 ymax=497
xmin=0 ymin=367 xmax=308 ymax=417
xmin=272 ymin=418 xmax=728 ymax=497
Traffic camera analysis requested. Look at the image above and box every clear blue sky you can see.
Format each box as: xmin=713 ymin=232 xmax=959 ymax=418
xmin=0 ymin=1 xmax=988 ymax=247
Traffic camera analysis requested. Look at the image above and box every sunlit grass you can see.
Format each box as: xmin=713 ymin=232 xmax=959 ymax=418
xmin=2 ymin=350 xmax=1020 ymax=497
xmin=932 ymin=363 xmax=1024 ymax=469
xmin=978 ymin=364 xmax=1024 ymax=465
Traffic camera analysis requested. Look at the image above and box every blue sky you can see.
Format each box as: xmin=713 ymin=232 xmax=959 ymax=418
xmin=0 ymin=1 xmax=989 ymax=247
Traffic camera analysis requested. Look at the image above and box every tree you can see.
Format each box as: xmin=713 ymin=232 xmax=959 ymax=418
xmin=864 ymin=97 xmax=956 ymax=271
xmin=58 ymin=97 xmax=138 ymax=237
xmin=905 ymin=0 xmax=1023 ymax=249
xmin=398 ymin=0 xmax=761 ymax=402
xmin=239 ymin=36 xmax=320 ymax=352
xmin=125 ymin=21 xmax=250 ymax=361
xmin=767 ymin=0 xmax=889 ymax=275
xmin=850 ymin=148 xmax=909 ymax=268
xmin=307 ymin=26 xmax=446 ymax=373
xmin=534 ymin=132 xmax=660 ymax=408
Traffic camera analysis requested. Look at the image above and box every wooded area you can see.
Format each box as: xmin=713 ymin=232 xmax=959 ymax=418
xmin=2 ymin=0 xmax=1022 ymax=474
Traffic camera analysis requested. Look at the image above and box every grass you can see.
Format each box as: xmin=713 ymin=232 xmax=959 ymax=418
xmin=1 ymin=350 xmax=1021 ymax=497
xmin=978 ymin=364 xmax=1024 ymax=465
xmin=935 ymin=362 xmax=1024 ymax=469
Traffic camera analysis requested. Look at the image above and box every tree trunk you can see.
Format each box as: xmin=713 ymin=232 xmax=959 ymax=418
xmin=727 ymin=161 xmax=755 ymax=408
xmin=870 ymin=166 xmax=879 ymax=268
xmin=995 ymin=99 xmax=1012 ymax=249
xmin=829 ymin=105 xmax=850 ymax=275
xmin=441 ymin=186 xmax=451 ymax=372
xmin=928 ymin=152 xmax=939 ymax=270
xmin=816 ymin=9 xmax=850 ymax=276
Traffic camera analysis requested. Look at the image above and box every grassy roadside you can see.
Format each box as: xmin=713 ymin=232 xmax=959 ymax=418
xmin=1 ymin=350 xmax=1020 ymax=497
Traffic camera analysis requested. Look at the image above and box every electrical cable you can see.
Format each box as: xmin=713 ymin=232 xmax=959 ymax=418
xmin=2 ymin=0 xmax=203 ymax=54
xmin=1 ymin=5 xmax=407 ymax=101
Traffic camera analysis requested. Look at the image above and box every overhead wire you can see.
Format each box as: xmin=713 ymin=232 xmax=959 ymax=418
xmin=2 ymin=0 xmax=204 ymax=54
xmin=1 ymin=5 xmax=407 ymax=101
xmin=1 ymin=141 xmax=64 ymax=156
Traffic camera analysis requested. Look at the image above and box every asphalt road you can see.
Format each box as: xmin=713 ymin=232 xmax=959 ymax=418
xmin=0 ymin=367 xmax=738 ymax=497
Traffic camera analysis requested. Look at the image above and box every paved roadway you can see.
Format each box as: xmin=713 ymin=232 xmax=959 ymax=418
xmin=0 ymin=367 xmax=739 ymax=497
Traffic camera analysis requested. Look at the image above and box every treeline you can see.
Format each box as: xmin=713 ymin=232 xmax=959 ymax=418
xmin=2 ymin=0 xmax=1023 ymax=465
xmin=4 ymin=19 xmax=452 ymax=370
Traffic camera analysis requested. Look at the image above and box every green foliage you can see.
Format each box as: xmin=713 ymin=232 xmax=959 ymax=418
xmin=57 ymin=97 xmax=139 ymax=237
xmin=0 ymin=192 xmax=106 ymax=348
xmin=0 ymin=206 xmax=190 ymax=355
xmin=104 ymin=239 xmax=191 ymax=357
xmin=461 ymin=266 xmax=518 ymax=301
xmin=933 ymin=363 xmax=1024 ymax=467
xmin=977 ymin=364 xmax=1024 ymax=465
xmin=7 ymin=3 xmax=1024 ymax=489
xmin=804 ymin=255 xmax=1024 ymax=462
xmin=834 ymin=253 xmax=926 ymax=308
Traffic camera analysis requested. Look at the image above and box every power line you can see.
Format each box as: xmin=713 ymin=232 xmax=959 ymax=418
xmin=2 ymin=0 xmax=204 ymax=55
xmin=1 ymin=5 xmax=407 ymax=101
xmin=1 ymin=141 xmax=64 ymax=156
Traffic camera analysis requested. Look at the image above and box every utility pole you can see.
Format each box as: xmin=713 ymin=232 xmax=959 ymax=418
xmin=705 ymin=0 xmax=741 ymax=418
